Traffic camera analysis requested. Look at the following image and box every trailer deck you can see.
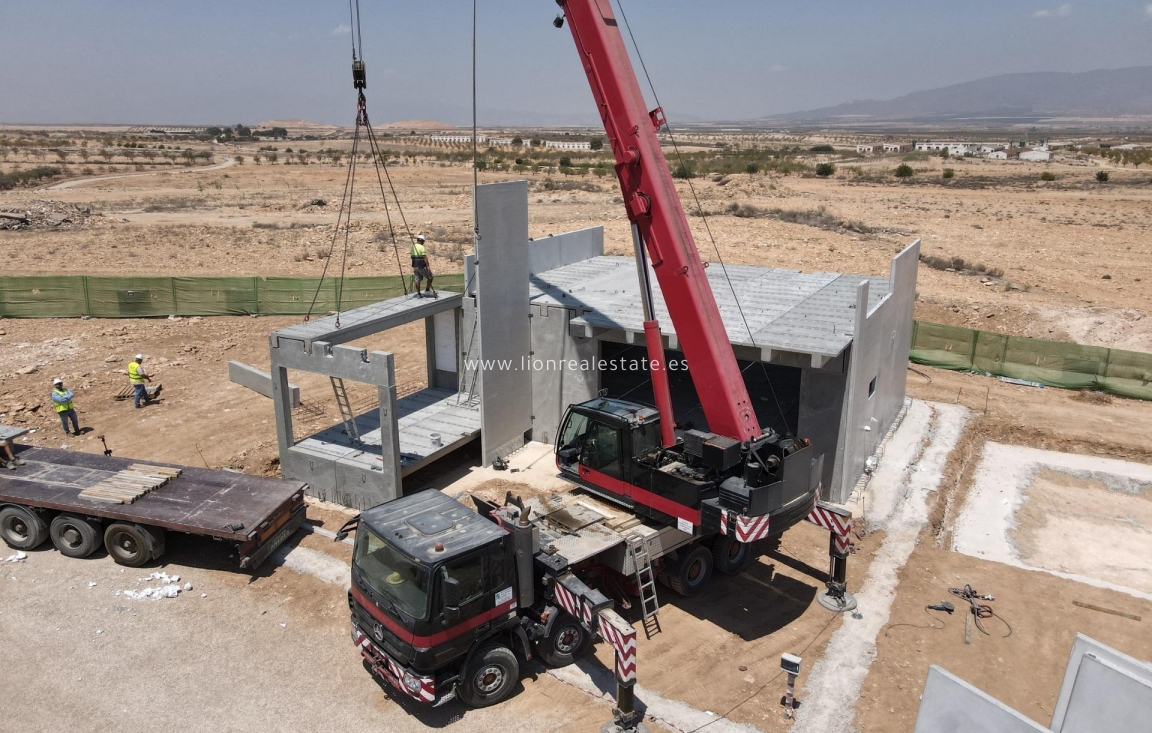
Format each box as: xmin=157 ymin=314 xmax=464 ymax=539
xmin=0 ymin=446 xmax=307 ymax=568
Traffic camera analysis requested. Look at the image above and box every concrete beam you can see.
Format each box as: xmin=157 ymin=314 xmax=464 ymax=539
xmin=270 ymin=341 xmax=395 ymax=386
xmin=228 ymin=361 xmax=301 ymax=407
xmin=272 ymin=291 xmax=462 ymax=353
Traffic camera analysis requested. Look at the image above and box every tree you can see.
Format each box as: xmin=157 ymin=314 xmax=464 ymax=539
xmin=1096 ymin=171 xmax=1109 ymax=183
xmin=894 ymin=164 xmax=915 ymax=178
xmin=815 ymin=162 xmax=836 ymax=177
xmin=590 ymin=136 xmax=604 ymax=151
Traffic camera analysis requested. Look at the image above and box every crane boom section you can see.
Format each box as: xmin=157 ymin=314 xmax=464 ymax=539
xmin=557 ymin=0 xmax=760 ymax=442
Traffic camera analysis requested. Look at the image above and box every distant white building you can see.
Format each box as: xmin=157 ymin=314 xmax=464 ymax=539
xmin=544 ymin=140 xmax=592 ymax=150
xmin=429 ymin=134 xmax=487 ymax=144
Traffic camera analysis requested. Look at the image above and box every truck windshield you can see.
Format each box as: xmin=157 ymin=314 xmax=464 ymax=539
xmin=353 ymin=526 xmax=431 ymax=620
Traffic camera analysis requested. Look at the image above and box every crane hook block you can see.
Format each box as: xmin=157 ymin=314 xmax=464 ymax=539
xmin=352 ymin=60 xmax=367 ymax=90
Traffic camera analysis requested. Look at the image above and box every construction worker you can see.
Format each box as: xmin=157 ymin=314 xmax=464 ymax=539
xmin=50 ymin=378 xmax=81 ymax=436
xmin=1 ymin=438 xmax=26 ymax=470
xmin=411 ymin=234 xmax=437 ymax=299
xmin=128 ymin=354 xmax=152 ymax=409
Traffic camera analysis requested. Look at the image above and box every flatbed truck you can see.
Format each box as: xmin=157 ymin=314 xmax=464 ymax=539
xmin=0 ymin=445 xmax=307 ymax=569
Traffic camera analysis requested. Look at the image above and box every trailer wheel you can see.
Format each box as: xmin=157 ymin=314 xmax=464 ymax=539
xmin=0 ymin=505 xmax=48 ymax=550
xmin=457 ymin=643 xmax=519 ymax=708
xmin=535 ymin=612 xmax=591 ymax=668
xmin=711 ymin=533 xmax=752 ymax=575
xmin=50 ymin=514 xmax=101 ymax=558
xmin=104 ymin=523 xmax=163 ymax=567
xmin=659 ymin=544 xmax=713 ymax=597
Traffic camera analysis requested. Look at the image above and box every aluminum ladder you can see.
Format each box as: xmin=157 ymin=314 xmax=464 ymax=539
xmin=626 ymin=532 xmax=661 ymax=638
xmin=330 ymin=377 xmax=361 ymax=444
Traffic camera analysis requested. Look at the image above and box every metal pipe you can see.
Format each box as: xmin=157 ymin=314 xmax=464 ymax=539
xmin=633 ymin=225 xmax=676 ymax=448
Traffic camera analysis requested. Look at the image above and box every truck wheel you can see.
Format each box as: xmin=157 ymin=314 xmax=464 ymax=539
xmin=535 ymin=612 xmax=591 ymax=668
xmin=50 ymin=514 xmax=101 ymax=558
xmin=711 ymin=533 xmax=752 ymax=575
xmin=0 ymin=505 xmax=48 ymax=550
xmin=659 ymin=545 xmax=713 ymax=597
xmin=104 ymin=523 xmax=163 ymax=567
xmin=457 ymin=644 xmax=519 ymax=708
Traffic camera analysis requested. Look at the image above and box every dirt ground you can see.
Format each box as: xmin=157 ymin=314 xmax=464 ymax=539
xmin=4 ymin=130 xmax=1152 ymax=731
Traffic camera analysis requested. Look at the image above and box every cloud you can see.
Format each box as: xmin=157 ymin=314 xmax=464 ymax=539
xmin=332 ymin=24 xmax=352 ymax=35
xmin=1033 ymin=3 xmax=1072 ymax=17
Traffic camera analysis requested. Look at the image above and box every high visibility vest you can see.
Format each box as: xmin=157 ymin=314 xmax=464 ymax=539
xmin=128 ymin=361 xmax=145 ymax=383
xmin=52 ymin=389 xmax=73 ymax=413
xmin=411 ymin=242 xmax=427 ymax=267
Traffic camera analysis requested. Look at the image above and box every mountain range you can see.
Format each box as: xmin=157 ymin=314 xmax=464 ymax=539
xmin=759 ymin=66 xmax=1152 ymax=124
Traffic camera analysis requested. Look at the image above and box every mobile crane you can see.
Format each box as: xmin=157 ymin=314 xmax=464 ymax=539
xmin=342 ymin=1 xmax=855 ymax=726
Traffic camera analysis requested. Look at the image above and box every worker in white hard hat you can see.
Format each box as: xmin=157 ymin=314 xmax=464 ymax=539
xmin=411 ymin=234 xmax=437 ymax=299
xmin=50 ymin=378 xmax=81 ymax=435
xmin=127 ymin=354 xmax=153 ymax=409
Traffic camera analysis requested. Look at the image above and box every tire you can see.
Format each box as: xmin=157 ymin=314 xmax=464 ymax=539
xmin=658 ymin=544 xmax=713 ymax=597
xmin=104 ymin=523 xmax=162 ymax=567
xmin=0 ymin=505 xmax=49 ymax=550
xmin=457 ymin=644 xmax=519 ymax=708
xmin=711 ymin=533 xmax=752 ymax=575
xmin=50 ymin=514 xmax=101 ymax=558
xmin=535 ymin=612 xmax=591 ymax=668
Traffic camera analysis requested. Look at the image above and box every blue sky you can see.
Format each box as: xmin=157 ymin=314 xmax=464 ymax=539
xmin=2 ymin=1 xmax=1151 ymax=126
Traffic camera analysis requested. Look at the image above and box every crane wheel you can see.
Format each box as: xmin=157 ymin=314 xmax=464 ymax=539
xmin=658 ymin=545 xmax=713 ymax=597
xmin=104 ymin=523 xmax=163 ymax=567
xmin=457 ymin=643 xmax=519 ymax=708
xmin=50 ymin=514 xmax=101 ymax=558
xmin=0 ymin=505 xmax=49 ymax=550
xmin=535 ymin=611 xmax=591 ymax=667
xmin=711 ymin=533 xmax=752 ymax=575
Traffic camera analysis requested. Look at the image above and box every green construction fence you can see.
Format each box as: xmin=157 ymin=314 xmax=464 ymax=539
xmin=0 ymin=274 xmax=465 ymax=319
xmin=910 ymin=321 xmax=1152 ymax=401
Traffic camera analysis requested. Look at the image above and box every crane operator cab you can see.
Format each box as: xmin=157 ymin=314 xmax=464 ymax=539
xmin=555 ymin=396 xmax=823 ymax=539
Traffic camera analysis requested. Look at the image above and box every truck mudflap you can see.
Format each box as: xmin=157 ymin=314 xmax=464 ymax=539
xmin=352 ymin=626 xmax=444 ymax=705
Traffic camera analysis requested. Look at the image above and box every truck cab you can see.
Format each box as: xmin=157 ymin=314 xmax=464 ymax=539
xmin=555 ymin=396 xmax=822 ymax=542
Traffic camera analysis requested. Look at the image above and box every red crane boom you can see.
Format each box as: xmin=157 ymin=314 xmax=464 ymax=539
xmin=557 ymin=0 xmax=761 ymax=444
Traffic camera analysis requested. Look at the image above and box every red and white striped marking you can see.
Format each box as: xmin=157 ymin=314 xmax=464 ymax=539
xmin=553 ymin=581 xmax=582 ymax=619
xmin=597 ymin=608 xmax=637 ymax=684
xmin=353 ymin=627 xmax=436 ymax=703
xmin=718 ymin=510 xmax=772 ymax=543
xmin=806 ymin=503 xmax=853 ymax=555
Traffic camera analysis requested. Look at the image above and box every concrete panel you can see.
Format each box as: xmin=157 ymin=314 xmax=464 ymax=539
xmin=475 ymin=181 xmax=533 ymax=464
xmin=797 ymin=367 xmax=848 ymax=496
xmin=913 ymin=666 xmax=1049 ymax=733
xmin=1052 ymin=634 xmax=1152 ymax=732
xmin=529 ymin=303 xmax=600 ymax=444
xmin=281 ymin=444 xmax=338 ymax=500
xmin=228 ymin=361 xmax=300 ymax=407
xmin=1058 ymin=654 xmax=1152 ymax=733
xmin=527 ymin=226 xmax=604 ymax=276
xmin=834 ymin=240 xmax=920 ymax=503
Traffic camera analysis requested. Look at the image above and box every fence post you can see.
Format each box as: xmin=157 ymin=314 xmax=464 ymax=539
xmin=81 ymin=275 xmax=92 ymax=317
